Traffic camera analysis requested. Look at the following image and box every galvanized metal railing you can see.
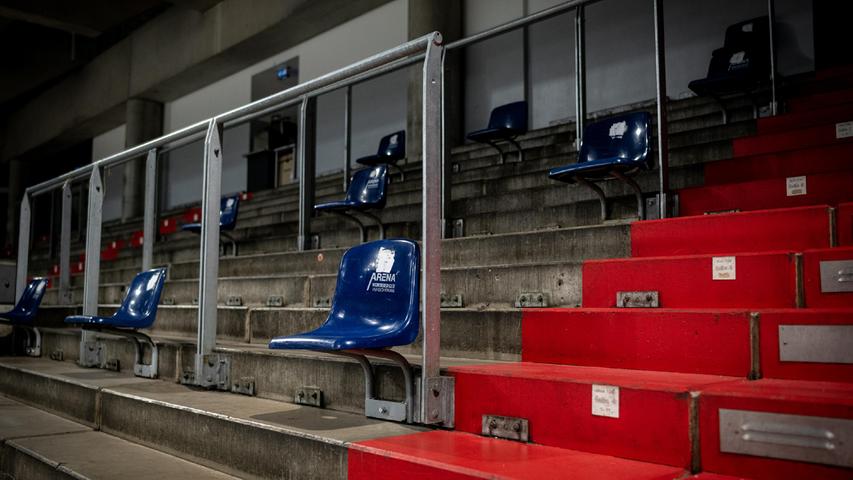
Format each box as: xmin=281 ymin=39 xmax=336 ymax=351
xmin=14 ymin=0 xmax=781 ymax=426
xmin=16 ymin=31 xmax=452 ymax=426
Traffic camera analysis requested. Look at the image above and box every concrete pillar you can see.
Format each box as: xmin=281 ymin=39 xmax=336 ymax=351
xmin=122 ymin=98 xmax=163 ymax=221
xmin=407 ymin=0 xmax=463 ymax=161
xmin=5 ymin=159 xmax=23 ymax=250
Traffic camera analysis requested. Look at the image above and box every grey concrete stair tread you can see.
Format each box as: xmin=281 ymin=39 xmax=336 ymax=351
xmin=0 ymin=357 xmax=426 ymax=479
xmin=0 ymin=397 xmax=237 ymax=479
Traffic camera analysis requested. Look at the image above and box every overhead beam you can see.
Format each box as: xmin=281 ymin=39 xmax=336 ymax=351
xmin=0 ymin=5 xmax=100 ymax=37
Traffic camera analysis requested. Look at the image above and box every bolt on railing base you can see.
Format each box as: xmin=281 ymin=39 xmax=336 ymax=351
xmin=181 ymin=353 xmax=231 ymax=390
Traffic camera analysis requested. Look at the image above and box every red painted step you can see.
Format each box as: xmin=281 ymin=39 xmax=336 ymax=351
xmin=758 ymin=309 xmax=853 ymax=382
xmin=522 ymin=308 xmax=753 ymax=377
xmin=348 ymin=431 xmax=687 ymax=480
xmin=803 ymin=246 xmax=853 ymax=308
xmin=583 ymin=252 xmax=799 ymax=309
xmin=631 ymin=206 xmax=832 ymax=257
xmin=758 ymin=104 xmax=853 ymax=134
xmin=839 ymin=202 xmax=853 ymax=246
xmin=789 ymin=89 xmax=853 ymax=112
xmin=448 ymin=362 xmax=737 ymax=468
xmin=699 ymin=379 xmax=853 ymax=480
xmin=679 ymin=171 xmax=853 ymax=216
xmin=733 ymin=122 xmax=853 ymax=157
xmin=703 ymin=143 xmax=853 ymax=186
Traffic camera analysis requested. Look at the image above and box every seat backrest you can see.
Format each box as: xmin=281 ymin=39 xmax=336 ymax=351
xmin=706 ymin=17 xmax=770 ymax=78
xmin=487 ymin=101 xmax=528 ymax=133
xmin=345 ymin=165 xmax=388 ymax=208
xmin=325 ymin=239 xmax=419 ymax=346
xmin=376 ymin=131 xmax=406 ymax=162
xmin=578 ymin=112 xmax=651 ymax=166
xmin=9 ymin=278 xmax=48 ymax=320
xmin=113 ymin=268 xmax=167 ymax=329
xmin=220 ymin=195 xmax=240 ymax=230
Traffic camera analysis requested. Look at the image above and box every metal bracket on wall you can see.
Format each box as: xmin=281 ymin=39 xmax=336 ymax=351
xmin=440 ymin=293 xmax=464 ymax=308
xmin=515 ymin=292 xmax=548 ymax=308
xmin=617 ymin=291 xmax=660 ymax=308
xmin=294 ymin=386 xmax=323 ymax=407
xmin=482 ymin=414 xmax=529 ymax=442
xmin=267 ymin=295 xmax=285 ymax=307
xmin=182 ymin=354 xmax=231 ymax=391
xmin=231 ymin=377 xmax=256 ymax=396
xmin=79 ymin=340 xmax=104 ymax=368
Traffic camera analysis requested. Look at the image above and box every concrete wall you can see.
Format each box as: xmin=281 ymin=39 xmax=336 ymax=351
xmin=161 ymin=0 xmax=408 ymax=208
xmin=90 ymin=124 xmax=127 ymax=222
xmin=464 ymin=0 xmax=814 ymax=132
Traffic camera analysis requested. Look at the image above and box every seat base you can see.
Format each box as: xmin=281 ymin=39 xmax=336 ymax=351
xmin=78 ymin=327 xmax=159 ymax=379
xmin=327 ymin=349 xmax=414 ymax=423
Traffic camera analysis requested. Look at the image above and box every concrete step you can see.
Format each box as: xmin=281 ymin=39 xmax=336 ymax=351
xmin=349 ymin=430 xmax=688 ymax=479
xmin=699 ymin=378 xmax=853 ymax=480
xmin=91 ymin=223 xmax=629 ymax=283
xmin=757 ymin=309 xmax=853 ymax=383
xmin=841 ymin=202 xmax=853 ymax=246
xmin=0 ymin=356 xmax=423 ymax=480
xmin=631 ymin=206 xmax=834 ymax=257
xmin=733 ymin=121 xmax=853 ymax=157
xmin=582 ymin=251 xmax=800 ymax=309
xmin=36 ymin=305 xmax=523 ymax=362
xmin=803 ymin=246 xmax=853 ymax=308
xmin=522 ymin=308 xmax=755 ymax=378
xmin=52 ymin=259 xmax=585 ymax=308
xmin=0 ymin=396 xmax=237 ymax=479
xmin=28 ymin=327 xmax=502 ymax=415
xmin=448 ymin=362 xmax=738 ymax=469
xmin=758 ymin=103 xmax=853 ymax=134
xmin=679 ymin=171 xmax=853 ymax=216
xmin=703 ymin=142 xmax=853 ymax=186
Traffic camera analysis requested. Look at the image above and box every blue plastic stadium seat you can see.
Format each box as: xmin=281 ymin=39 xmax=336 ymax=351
xmin=688 ymin=17 xmax=770 ymax=122
xmin=65 ymin=267 xmax=167 ymax=378
xmin=466 ymin=101 xmax=528 ymax=163
xmin=0 ymin=278 xmax=48 ymax=356
xmin=315 ymin=165 xmax=388 ymax=243
xmin=182 ymin=194 xmax=240 ymax=255
xmin=356 ymin=131 xmax=406 ymax=181
xmin=549 ymin=111 xmax=652 ymax=221
xmin=269 ymin=239 xmax=419 ymax=422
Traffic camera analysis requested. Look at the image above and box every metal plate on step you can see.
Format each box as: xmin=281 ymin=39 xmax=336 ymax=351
xmin=161 ymin=297 xmax=176 ymax=306
xmin=819 ymin=260 xmax=853 ymax=293
xmin=267 ymin=295 xmax=284 ymax=307
xmin=515 ymin=292 xmax=548 ymax=308
xmin=482 ymin=415 xmax=529 ymax=442
xmin=719 ymin=408 xmax=853 ymax=468
xmin=49 ymin=350 xmax=64 ymax=361
xmin=779 ymin=325 xmax=853 ymax=364
xmin=617 ymin=291 xmax=660 ymax=308
xmin=80 ymin=341 xmax=104 ymax=368
xmin=366 ymin=398 xmax=406 ymax=422
xmin=294 ymin=386 xmax=323 ymax=407
xmin=225 ymin=296 xmax=243 ymax=306
xmin=313 ymin=297 xmax=331 ymax=308
xmin=104 ymin=359 xmax=121 ymax=372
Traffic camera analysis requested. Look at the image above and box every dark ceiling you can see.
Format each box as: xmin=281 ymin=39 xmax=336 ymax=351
xmin=0 ymin=0 xmax=222 ymax=114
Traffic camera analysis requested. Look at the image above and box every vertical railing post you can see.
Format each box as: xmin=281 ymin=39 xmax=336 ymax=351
xmin=59 ymin=181 xmax=72 ymax=304
xmin=297 ymin=96 xmax=316 ymax=251
xmin=653 ymin=0 xmax=669 ymax=219
xmin=142 ymin=148 xmax=158 ymax=271
xmin=574 ymin=5 xmax=586 ymax=150
xmin=194 ymin=119 xmax=224 ymax=386
xmin=15 ymin=193 xmax=31 ymax=303
xmin=767 ymin=0 xmax=778 ymax=116
xmin=79 ymin=166 xmax=103 ymax=365
xmin=421 ymin=32 xmax=453 ymax=426
xmin=343 ymin=86 xmax=352 ymax=192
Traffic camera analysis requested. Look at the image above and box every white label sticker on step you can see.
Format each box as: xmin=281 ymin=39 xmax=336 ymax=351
xmin=713 ymin=256 xmax=737 ymax=280
xmin=837 ymin=121 xmax=853 ymax=139
xmin=591 ymin=384 xmax=619 ymax=418
xmin=786 ymin=176 xmax=807 ymax=196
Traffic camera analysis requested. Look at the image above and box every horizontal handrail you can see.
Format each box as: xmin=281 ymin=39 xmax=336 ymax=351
xmin=25 ymin=32 xmax=440 ymax=197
